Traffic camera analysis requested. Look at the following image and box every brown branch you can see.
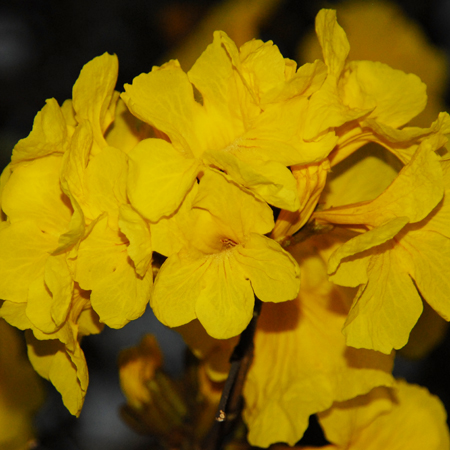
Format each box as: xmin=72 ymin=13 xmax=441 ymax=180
xmin=202 ymin=298 xmax=263 ymax=450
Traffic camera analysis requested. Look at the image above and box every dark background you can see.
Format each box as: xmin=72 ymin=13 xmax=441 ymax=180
xmin=1 ymin=0 xmax=450 ymax=448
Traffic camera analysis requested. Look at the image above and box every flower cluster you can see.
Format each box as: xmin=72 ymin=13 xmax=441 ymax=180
xmin=1 ymin=7 xmax=450 ymax=448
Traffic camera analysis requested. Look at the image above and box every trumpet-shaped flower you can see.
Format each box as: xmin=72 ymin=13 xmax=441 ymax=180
xmin=314 ymin=136 xmax=450 ymax=353
xmin=152 ymin=170 xmax=300 ymax=338
xmin=243 ymin=238 xmax=394 ymax=447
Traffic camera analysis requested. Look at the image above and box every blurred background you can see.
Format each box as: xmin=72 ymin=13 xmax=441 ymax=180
xmin=1 ymin=0 xmax=450 ymax=448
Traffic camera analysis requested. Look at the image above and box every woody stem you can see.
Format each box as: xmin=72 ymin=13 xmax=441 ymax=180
xmin=202 ymin=298 xmax=263 ymax=450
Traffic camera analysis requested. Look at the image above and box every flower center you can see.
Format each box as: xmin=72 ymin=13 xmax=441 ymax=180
xmin=220 ymin=237 xmax=237 ymax=250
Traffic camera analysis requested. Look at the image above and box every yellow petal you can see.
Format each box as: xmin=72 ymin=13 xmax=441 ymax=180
xmin=11 ymin=98 xmax=68 ymax=165
xmin=53 ymin=192 xmax=85 ymax=255
xmin=343 ymin=247 xmax=423 ymax=353
xmin=119 ymin=334 xmax=163 ymax=410
xmin=0 ymin=221 xmax=56 ymax=302
xmin=26 ymin=273 xmax=59 ymax=334
xmin=151 ymin=183 xmax=198 ymax=257
xmin=153 ymin=248 xmax=256 ymax=339
xmin=328 ymin=250 xmax=371 ymax=288
xmin=320 ymin=143 xmax=399 ymax=210
xmin=235 ymin=233 xmax=300 ymax=303
xmin=237 ymin=38 xmax=287 ymax=102
xmin=61 ymin=99 xmax=77 ymax=132
xmin=127 ymin=138 xmax=200 ymax=221
xmin=359 ymin=111 xmax=450 ymax=164
xmin=262 ymin=59 xmax=327 ymax=104
xmin=328 ymin=216 xmax=409 ymax=275
xmin=122 ymin=60 xmax=202 ymax=153
xmin=203 ymin=149 xmax=299 ymax=211
xmin=304 ymin=75 xmax=369 ymax=141
xmin=315 ymin=9 xmax=350 ymax=77
xmin=318 ymin=385 xmax=393 ymax=447
xmin=26 ymin=331 xmax=86 ymax=417
xmin=76 ymin=216 xmax=151 ymax=328
xmin=75 ymin=217 xmax=153 ymax=328
xmin=119 ymin=204 xmax=152 ymax=277
xmin=316 ymin=142 xmax=444 ymax=228
xmin=72 ymin=53 xmax=119 ymax=151
xmin=78 ymin=305 xmax=103 ymax=337
xmin=188 ymin=30 xmax=257 ymax=141
xmin=319 ymin=380 xmax=449 ymax=450
xmin=2 ymin=155 xmax=71 ymax=234
xmin=175 ymin=319 xmax=237 ymax=382
xmin=341 ymin=60 xmax=426 ymax=128
xmin=240 ymin=96 xmax=334 ymax=166
xmin=194 ymin=169 xmax=274 ymax=238
xmin=46 ymin=254 xmax=74 ymax=327
xmin=83 ymin=145 xmax=128 ymax=223
xmin=60 ymin=120 xmax=93 ymax=209
xmin=273 ymin=159 xmax=330 ymax=241
xmin=194 ymin=252 xmax=255 ymax=339
xmin=0 ymin=301 xmax=33 ymax=331
xmin=151 ymin=252 xmax=205 ymax=328
xmin=401 ymin=229 xmax=450 ymax=321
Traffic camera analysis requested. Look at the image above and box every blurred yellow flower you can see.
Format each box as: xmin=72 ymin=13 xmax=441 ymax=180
xmin=316 ymin=380 xmax=449 ymax=450
xmin=0 ymin=319 xmax=44 ymax=450
xmin=119 ymin=334 xmax=224 ymax=448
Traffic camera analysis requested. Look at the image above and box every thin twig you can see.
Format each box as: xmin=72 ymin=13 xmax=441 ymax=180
xmin=203 ymin=298 xmax=263 ymax=450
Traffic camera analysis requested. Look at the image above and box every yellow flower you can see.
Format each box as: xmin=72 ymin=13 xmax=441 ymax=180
xmin=0 ymin=155 xmax=74 ymax=310
xmin=75 ymin=209 xmax=153 ymax=329
xmin=301 ymin=9 xmax=429 ymax=167
xmin=176 ymin=318 xmax=238 ymax=382
xmin=314 ymin=135 xmax=450 ymax=353
xmin=61 ymin=55 xmax=153 ymax=330
xmin=152 ymin=170 xmax=300 ymax=339
xmin=299 ymin=0 xmax=448 ymax=127
xmin=0 ymin=319 xmax=44 ymax=450
xmin=119 ymin=334 xmax=164 ymax=411
xmin=0 ymin=52 xmax=145 ymax=415
xmin=315 ymin=380 xmax=449 ymax=450
xmin=272 ymin=159 xmax=331 ymax=242
xmin=122 ymin=30 xmax=336 ymax=222
xmin=0 ymin=144 xmax=96 ymax=415
xmin=119 ymin=334 xmax=224 ymax=447
xmin=242 ymin=238 xmax=394 ymax=447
